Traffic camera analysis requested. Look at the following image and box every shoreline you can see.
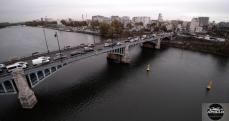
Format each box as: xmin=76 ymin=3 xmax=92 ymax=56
xmin=163 ymin=36 xmax=229 ymax=57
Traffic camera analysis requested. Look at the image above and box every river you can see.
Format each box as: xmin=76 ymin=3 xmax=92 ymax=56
xmin=0 ymin=26 xmax=229 ymax=121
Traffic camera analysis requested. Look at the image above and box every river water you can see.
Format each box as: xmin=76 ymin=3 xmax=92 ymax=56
xmin=0 ymin=26 xmax=229 ymax=121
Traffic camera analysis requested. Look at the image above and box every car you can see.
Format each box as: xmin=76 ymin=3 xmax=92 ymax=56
xmin=37 ymin=56 xmax=50 ymax=60
xmin=104 ymin=43 xmax=111 ymax=47
xmin=15 ymin=61 xmax=28 ymax=66
xmin=32 ymin=56 xmax=50 ymax=66
xmin=84 ymin=47 xmax=94 ymax=52
xmin=0 ymin=64 xmax=6 ymax=68
xmin=0 ymin=64 xmax=6 ymax=72
xmin=53 ymin=53 xmax=67 ymax=60
xmin=6 ymin=61 xmax=28 ymax=72
xmin=116 ymin=42 xmax=123 ymax=46
xmin=128 ymin=37 xmax=133 ymax=40
xmin=134 ymin=37 xmax=139 ymax=41
xmin=106 ymin=39 xmax=112 ymax=42
xmin=70 ymin=50 xmax=82 ymax=56
xmin=88 ymin=43 xmax=95 ymax=47
xmin=79 ymin=43 xmax=87 ymax=47
xmin=130 ymin=39 xmax=135 ymax=42
xmin=124 ymin=40 xmax=130 ymax=43
xmin=64 ymin=45 xmax=71 ymax=50
xmin=105 ymin=42 xmax=116 ymax=47
xmin=142 ymin=35 xmax=147 ymax=38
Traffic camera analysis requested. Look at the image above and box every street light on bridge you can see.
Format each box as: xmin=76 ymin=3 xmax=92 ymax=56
xmin=43 ymin=28 xmax=49 ymax=53
xmin=54 ymin=32 xmax=61 ymax=55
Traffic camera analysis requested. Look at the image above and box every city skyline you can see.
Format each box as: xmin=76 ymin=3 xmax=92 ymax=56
xmin=0 ymin=0 xmax=229 ymax=23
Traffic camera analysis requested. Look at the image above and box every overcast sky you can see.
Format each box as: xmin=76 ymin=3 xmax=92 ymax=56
xmin=0 ymin=0 xmax=228 ymax=22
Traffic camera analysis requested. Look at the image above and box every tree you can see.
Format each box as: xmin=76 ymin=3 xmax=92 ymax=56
xmin=111 ymin=20 xmax=123 ymax=35
xmin=61 ymin=20 xmax=67 ymax=26
xmin=91 ymin=20 xmax=99 ymax=30
xmin=99 ymin=22 xmax=110 ymax=37
xmin=126 ymin=23 xmax=133 ymax=30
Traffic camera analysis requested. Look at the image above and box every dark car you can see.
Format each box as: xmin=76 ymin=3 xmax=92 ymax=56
xmin=70 ymin=51 xmax=82 ymax=56
xmin=124 ymin=40 xmax=130 ymax=43
xmin=53 ymin=53 xmax=67 ymax=60
xmin=79 ymin=43 xmax=87 ymax=48
xmin=88 ymin=43 xmax=95 ymax=47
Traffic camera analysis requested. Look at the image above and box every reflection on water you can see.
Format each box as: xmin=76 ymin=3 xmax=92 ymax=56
xmin=0 ymin=26 xmax=103 ymax=62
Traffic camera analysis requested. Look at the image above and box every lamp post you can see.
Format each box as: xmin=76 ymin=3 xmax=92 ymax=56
xmin=54 ymin=32 xmax=61 ymax=55
xmin=93 ymin=28 xmax=96 ymax=48
xmin=43 ymin=28 xmax=49 ymax=53
xmin=112 ymin=27 xmax=114 ymax=48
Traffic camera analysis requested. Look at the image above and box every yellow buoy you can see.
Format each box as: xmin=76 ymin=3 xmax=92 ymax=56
xmin=206 ymin=80 xmax=213 ymax=91
xmin=146 ymin=64 xmax=150 ymax=71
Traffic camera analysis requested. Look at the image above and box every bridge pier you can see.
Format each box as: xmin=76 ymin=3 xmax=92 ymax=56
xmin=12 ymin=69 xmax=37 ymax=109
xmin=155 ymin=37 xmax=161 ymax=49
xmin=107 ymin=45 xmax=130 ymax=64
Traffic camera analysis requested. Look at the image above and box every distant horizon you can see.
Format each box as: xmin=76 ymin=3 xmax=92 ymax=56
xmin=1 ymin=15 xmax=228 ymax=24
xmin=1 ymin=0 xmax=228 ymax=23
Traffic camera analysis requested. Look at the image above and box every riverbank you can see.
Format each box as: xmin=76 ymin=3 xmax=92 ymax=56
xmin=164 ymin=36 xmax=229 ymax=57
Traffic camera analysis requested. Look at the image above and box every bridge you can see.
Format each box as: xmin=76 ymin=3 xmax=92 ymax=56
xmin=0 ymin=32 xmax=174 ymax=109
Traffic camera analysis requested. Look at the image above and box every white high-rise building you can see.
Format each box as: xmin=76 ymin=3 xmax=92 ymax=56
xmin=198 ymin=17 xmax=209 ymax=27
xmin=190 ymin=18 xmax=199 ymax=32
xmin=158 ymin=13 xmax=163 ymax=22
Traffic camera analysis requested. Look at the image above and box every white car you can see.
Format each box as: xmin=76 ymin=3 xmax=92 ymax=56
xmin=130 ymin=39 xmax=135 ymax=42
xmin=32 ymin=56 xmax=50 ymax=66
xmin=116 ymin=42 xmax=123 ymax=46
xmin=6 ymin=61 xmax=28 ymax=72
xmin=15 ymin=61 xmax=28 ymax=66
xmin=104 ymin=43 xmax=111 ymax=47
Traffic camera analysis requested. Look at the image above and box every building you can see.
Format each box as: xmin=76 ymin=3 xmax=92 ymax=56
xmin=198 ymin=17 xmax=209 ymax=27
xmin=44 ymin=17 xmax=54 ymax=22
xmin=111 ymin=16 xmax=121 ymax=22
xmin=190 ymin=18 xmax=199 ymax=32
xmin=166 ymin=24 xmax=173 ymax=31
xmin=217 ymin=22 xmax=229 ymax=29
xmin=121 ymin=16 xmax=130 ymax=28
xmin=158 ymin=13 xmax=163 ymax=22
xmin=195 ymin=26 xmax=203 ymax=33
xmin=92 ymin=15 xmax=105 ymax=23
xmin=132 ymin=16 xmax=151 ymax=27
xmin=103 ymin=17 xmax=111 ymax=24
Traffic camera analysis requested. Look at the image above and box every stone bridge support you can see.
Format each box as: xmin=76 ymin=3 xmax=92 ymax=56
xmin=107 ymin=45 xmax=130 ymax=64
xmin=12 ymin=69 xmax=37 ymax=109
xmin=155 ymin=37 xmax=161 ymax=49
xmin=170 ymin=35 xmax=173 ymax=41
